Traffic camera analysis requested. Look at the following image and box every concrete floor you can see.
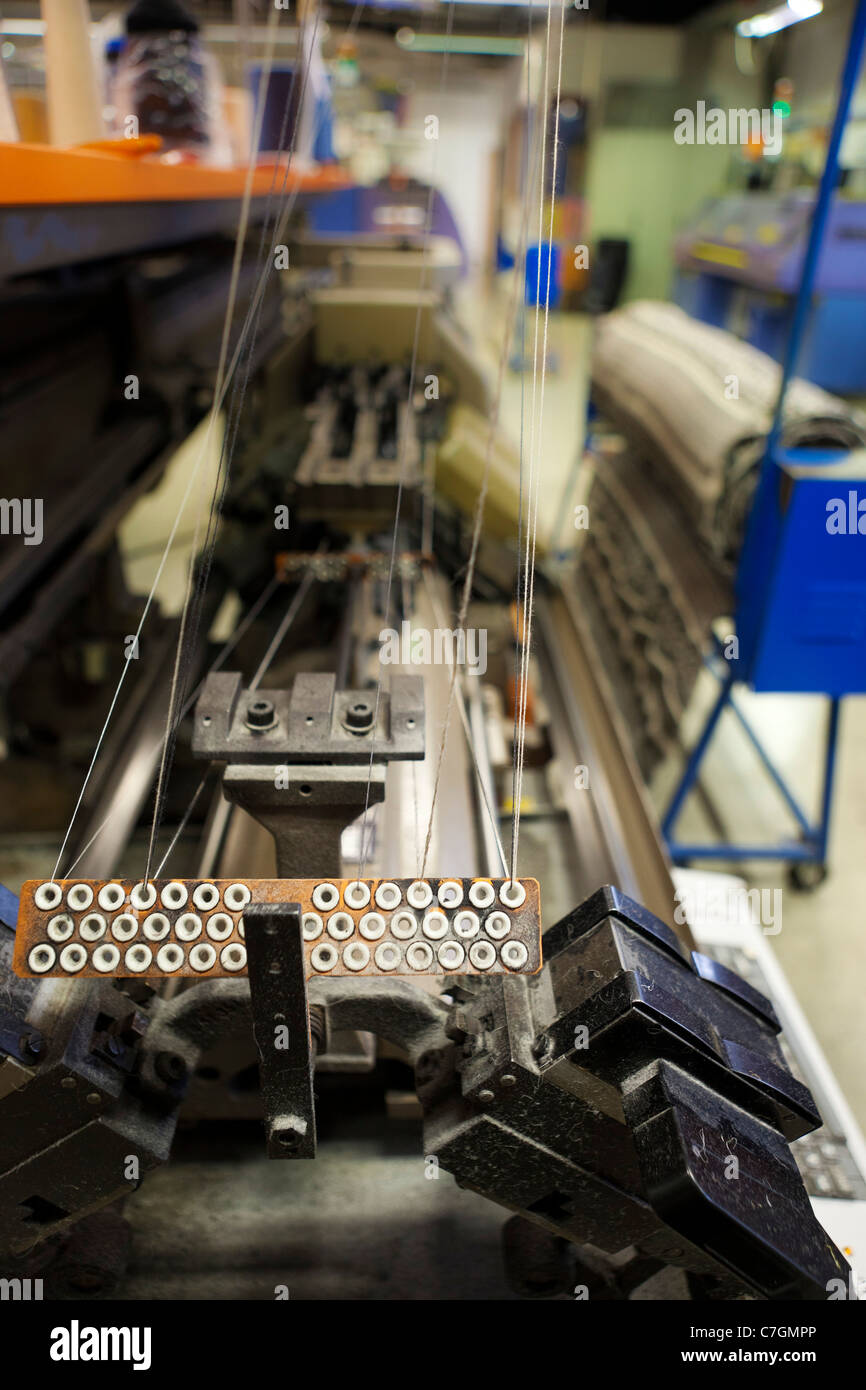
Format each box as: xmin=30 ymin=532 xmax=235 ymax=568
xmin=653 ymin=675 xmax=866 ymax=1135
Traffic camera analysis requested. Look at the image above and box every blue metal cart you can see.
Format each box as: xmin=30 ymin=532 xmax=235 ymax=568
xmin=663 ymin=0 xmax=866 ymax=887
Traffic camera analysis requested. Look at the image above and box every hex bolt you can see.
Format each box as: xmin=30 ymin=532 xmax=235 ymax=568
xmin=270 ymin=1115 xmax=308 ymax=1151
xmin=245 ymin=698 xmax=277 ymax=731
xmin=342 ymin=699 xmax=374 ymax=734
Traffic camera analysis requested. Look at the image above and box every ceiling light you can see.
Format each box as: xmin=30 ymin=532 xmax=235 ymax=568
xmin=736 ymin=1 xmax=822 ymax=40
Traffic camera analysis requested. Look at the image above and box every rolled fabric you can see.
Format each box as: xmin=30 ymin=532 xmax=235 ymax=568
xmin=591 ymin=300 xmax=866 ymax=571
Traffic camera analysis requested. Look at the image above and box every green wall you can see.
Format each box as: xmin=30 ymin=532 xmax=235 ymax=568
xmin=585 ymin=129 xmax=732 ymax=302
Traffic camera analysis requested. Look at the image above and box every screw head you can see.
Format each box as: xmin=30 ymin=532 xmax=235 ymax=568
xmin=245 ymin=698 xmax=277 ymax=731
xmin=342 ymin=699 xmax=374 ymax=733
xmin=477 ymin=1088 xmax=495 ymax=1105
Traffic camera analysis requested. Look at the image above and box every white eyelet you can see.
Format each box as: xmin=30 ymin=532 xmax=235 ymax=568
xmin=359 ymin=911 xmax=386 ymax=940
xmin=111 ymin=913 xmax=138 ymax=942
xmin=501 ymin=940 xmax=528 ymax=969
xmin=469 ymin=940 xmax=496 ymax=970
xmin=34 ymin=882 xmax=63 ymax=911
xmin=28 ymin=943 xmax=56 ymax=973
xmin=405 ymin=941 xmax=433 ymax=971
xmin=422 ymin=910 xmax=449 ymax=940
xmin=47 ymin=914 xmax=74 ymax=942
xmin=302 ymin=912 xmax=323 ymax=941
xmin=156 ymin=943 xmax=184 ymax=973
xmin=484 ymin=911 xmax=511 ymax=940
xmin=374 ymin=941 xmax=401 ymax=972
xmin=59 ymin=943 xmax=87 ymax=973
xmin=343 ymin=941 xmax=370 ymax=972
xmin=437 ymin=880 xmax=463 ymax=909
xmin=468 ymin=880 xmax=495 ymax=909
xmin=499 ymin=879 xmax=526 ymax=909
xmin=344 ymin=880 xmax=371 ymax=909
xmin=206 ymin=912 xmax=234 ymax=942
xmin=67 ymin=884 xmax=93 ymax=911
xmin=130 ymin=882 xmax=157 ymax=911
xmin=438 ymin=940 xmax=465 ymax=971
xmin=453 ymin=910 xmax=480 ymax=939
xmin=312 ymin=882 xmax=340 ymax=912
xmin=310 ymin=941 xmax=338 ymax=972
xmin=124 ymin=943 xmax=152 ymax=973
xmin=93 ymin=943 xmax=121 ymax=972
xmin=192 ymin=883 xmax=221 ymax=912
xmin=175 ymin=913 xmax=202 ymax=942
xmin=189 ymin=942 xmax=217 ymax=972
xmin=98 ymin=882 xmax=125 ymax=912
xmin=79 ymin=913 xmax=106 ymax=941
xmin=143 ymin=912 xmax=171 ymax=941
xmin=220 ymin=942 xmax=246 ymax=972
xmin=327 ymin=912 xmax=354 ymax=940
xmin=374 ymin=881 xmax=402 ymax=911
xmin=406 ymin=880 xmax=433 ymax=910
xmin=224 ymin=882 xmax=251 ymax=911
xmin=390 ymin=910 xmax=418 ymax=940
xmin=237 ymin=917 xmax=245 ymax=939
xmin=160 ymin=881 xmax=188 ymax=910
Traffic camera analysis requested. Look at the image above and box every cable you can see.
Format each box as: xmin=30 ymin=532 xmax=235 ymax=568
xmin=511 ymin=0 xmax=566 ymax=884
xmin=141 ymin=4 xmax=317 ymax=884
xmin=355 ymin=0 xmax=457 ymax=884
xmin=249 ymin=561 xmax=321 ymax=691
xmin=49 ymin=8 xmax=285 ymax=884
xmin=417 ymin=11 xmax=550 ymax=881
xmin=421 ymin=569 xmax=508 ymax=876
xmin=60 ymin=568 xmax=287 ymax=878
xmin=153 ymin=558 xmax=320 ymax=876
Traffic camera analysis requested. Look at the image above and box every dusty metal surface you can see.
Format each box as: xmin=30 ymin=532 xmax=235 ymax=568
xmin=536 ymin=588 xmax=691 ymax=948
xmin=14 ymin=877 xmax=542 ymax=980
xmin=191 ymin=671 xmax=425 ymax=764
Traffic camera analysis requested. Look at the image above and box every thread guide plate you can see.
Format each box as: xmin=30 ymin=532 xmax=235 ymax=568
xmin=14 ymin=878 xmax=542 ymax=980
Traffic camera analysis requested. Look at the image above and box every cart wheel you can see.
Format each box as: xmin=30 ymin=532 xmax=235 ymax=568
xmin=788 ymin=861 xmax=828 ymax=892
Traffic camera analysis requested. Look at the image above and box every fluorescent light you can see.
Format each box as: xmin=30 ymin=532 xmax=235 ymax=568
xmin=397 ymin=31 xmax=525 ymax=54
xmin=736 ymin=0 xmax=822 ymax=39
xmin=0 ymin=20 xmax=46 ymax=36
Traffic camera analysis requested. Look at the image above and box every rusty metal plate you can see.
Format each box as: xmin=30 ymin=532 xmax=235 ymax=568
xmin=14 ymin=878 xmax=541 ymax=980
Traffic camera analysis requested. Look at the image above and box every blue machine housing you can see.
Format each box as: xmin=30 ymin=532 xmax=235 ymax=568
xmin=735 ymin=448 xmax=866 ymax=694
xmin=673 ymin=192 xmax=866 ymax=392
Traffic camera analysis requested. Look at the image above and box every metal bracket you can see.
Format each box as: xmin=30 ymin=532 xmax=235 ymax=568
xmin=191 ymin=671 xmax=424 ymax=765
xmin=221 ymin=764 xmax=386 ymax=878
xmin=244 ymin=901 xmax=317 ymax=1160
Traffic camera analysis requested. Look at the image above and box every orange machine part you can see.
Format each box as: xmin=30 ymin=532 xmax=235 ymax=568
xmin=0 ymin=141 xmax=350 ymax=206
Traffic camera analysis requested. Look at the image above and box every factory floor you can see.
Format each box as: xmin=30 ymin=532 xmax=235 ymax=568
xmin=458 ymin=285 xmax=866 ymax=1137
xmin=119 ymin=282 xmax=866 ymax=1141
